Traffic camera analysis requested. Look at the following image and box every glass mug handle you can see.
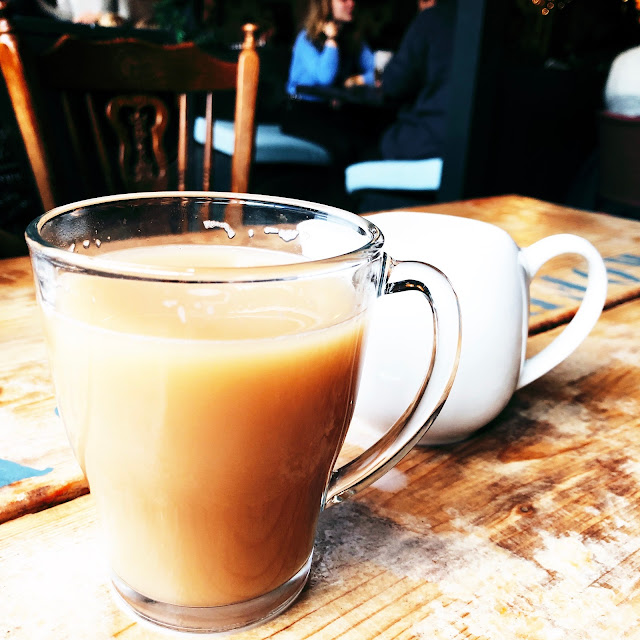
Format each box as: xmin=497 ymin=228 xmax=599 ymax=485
xmin=517 ymin=234 xmax=608 ymax=389
xmin=325 ymin=257 xmax=462 ymax=507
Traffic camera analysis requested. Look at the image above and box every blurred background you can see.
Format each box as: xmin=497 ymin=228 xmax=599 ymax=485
xmin=1 ymin=0 xmax=639 ymax=253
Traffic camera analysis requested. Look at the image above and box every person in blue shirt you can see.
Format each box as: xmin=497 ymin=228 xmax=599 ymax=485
xmin=281 ymin=0 xmax=379 ymax=166
xmin=286 ymin=0 xmax=375 ymax=98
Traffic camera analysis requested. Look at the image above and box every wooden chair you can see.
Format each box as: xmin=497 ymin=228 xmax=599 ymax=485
xmin=0 ymin=3 xmax=259 ymax=212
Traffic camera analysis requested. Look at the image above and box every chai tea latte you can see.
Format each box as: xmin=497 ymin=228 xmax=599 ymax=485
xmin=43 ymin=245 xmax=366 ymax=607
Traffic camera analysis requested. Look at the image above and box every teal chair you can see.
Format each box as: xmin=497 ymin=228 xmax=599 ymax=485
xmin=345 ymin=158 xmax=443 ymax=213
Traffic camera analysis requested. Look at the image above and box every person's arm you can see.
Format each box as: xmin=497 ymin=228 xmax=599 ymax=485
xmin=358 ymin=43 xmax=376 ymax=86
xmin=286 ymin=31 xmax=340 ymax=95
xmin=344 ymin=42 xmax=376 ymax=88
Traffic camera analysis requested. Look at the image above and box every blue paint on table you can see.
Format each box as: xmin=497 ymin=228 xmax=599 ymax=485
xmin=0 ymin=459 xmax=53 ymax=489
xmin=605 ymin=268 xmax=640 ymax=283
xmin=574 ymin=268 xmax=624 ymax=286
xmin=574 ymin=263 xmax=640 ymax=285
xmin=540 ymin=275 xmax=587 ymax=293
xmin=529 ymin=251 xmax=640 ymax=316
xmin=531 ymin=297 xmax=560 ymax=311
xmin=606 ymin=254 xmax=640 ymax=267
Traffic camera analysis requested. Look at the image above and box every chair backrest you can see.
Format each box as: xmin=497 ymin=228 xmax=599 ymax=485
xmin=598 ymin=110 xmax=640 ymax=208
xmin=0 ymin=6 xmax=259 ymax=211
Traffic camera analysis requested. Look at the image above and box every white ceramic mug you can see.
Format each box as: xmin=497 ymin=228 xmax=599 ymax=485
xmin=354 ymin=211 xmax=608 ymax=445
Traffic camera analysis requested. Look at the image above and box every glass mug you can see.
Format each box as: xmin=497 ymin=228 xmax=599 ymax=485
xmin=26 ymin=193 xmax=461 ymax=633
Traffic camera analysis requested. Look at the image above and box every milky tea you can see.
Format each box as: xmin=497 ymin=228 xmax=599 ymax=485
xmin=43 ymin=244 xmax=366 ymax=607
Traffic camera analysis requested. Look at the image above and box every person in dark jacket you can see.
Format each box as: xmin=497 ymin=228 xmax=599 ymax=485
xmin=378 ymin=0 xmax=457 ymax=160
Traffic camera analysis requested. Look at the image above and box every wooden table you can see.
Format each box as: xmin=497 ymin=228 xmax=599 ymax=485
xmin=2 ymin=195 xmax=640 ymax=638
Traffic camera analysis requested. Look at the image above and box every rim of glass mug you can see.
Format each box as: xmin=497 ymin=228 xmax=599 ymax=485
xmin=25 ymin=190 xmax=462 ymax=507
xmin=25 ymin=191 xmax=385 ymax=282
xmin=26 ymin=191 xmax=463 ymax=631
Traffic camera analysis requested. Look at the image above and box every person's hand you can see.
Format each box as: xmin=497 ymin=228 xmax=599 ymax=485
xmin=322 ymin=21 xmax=338 ymax=44
xmin=344 ymin=74 xmax=365 ymax=88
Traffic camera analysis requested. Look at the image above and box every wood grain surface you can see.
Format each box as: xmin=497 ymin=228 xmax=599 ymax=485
xmin=0 ymin=256 xmax=86 ymax=523
xmin=1 ymin=298 xmax=639 ymax=639
xmin=1 ymin=196 xmax=639 ymax=526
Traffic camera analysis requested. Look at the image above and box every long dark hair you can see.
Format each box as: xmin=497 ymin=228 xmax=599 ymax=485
xmin=302 ymin=0 xmax=363 ymax=54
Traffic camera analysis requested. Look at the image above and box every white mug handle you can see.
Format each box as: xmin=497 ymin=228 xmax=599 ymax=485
xmin=517 ymin=234 xmax=608 ymax=389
